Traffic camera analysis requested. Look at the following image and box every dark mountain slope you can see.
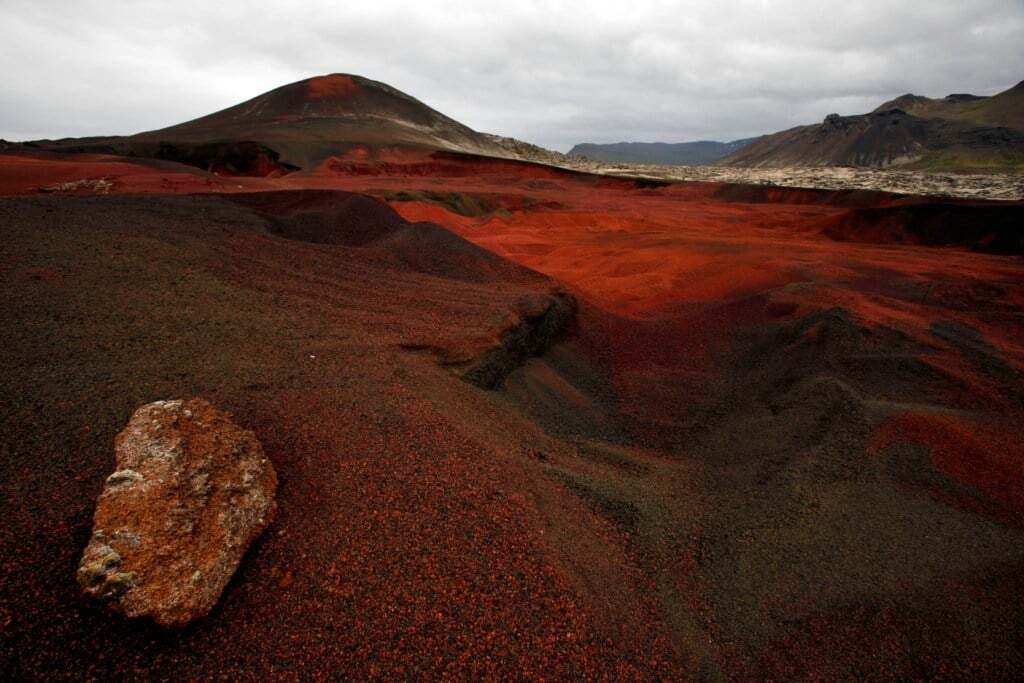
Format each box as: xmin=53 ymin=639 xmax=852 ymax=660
xmin=874 ymin=79 xmax=1024 ymax=131
xmin=134 ymin=74 xmax=506 ymax=166
xmin=23 ymin=75 xmax=531 ymax=170
xmin=720 ymin=107 xmax=1024 ymax=171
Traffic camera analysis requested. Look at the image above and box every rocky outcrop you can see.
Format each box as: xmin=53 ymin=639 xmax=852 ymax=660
xmin=458 ymin=293 xmax=576 ymax=389
xmin=403 ymin=291 xmax=577 ymax=389
xmin=77 ymin=399 xmax=277 ymax=626
xmin=152 ymin=141 xmax=300 ymax=177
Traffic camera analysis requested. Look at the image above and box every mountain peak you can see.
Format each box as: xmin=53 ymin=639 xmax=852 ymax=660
xmin=153 ymin=72 xmax=465 ymax=134
xmin=128 ymin=73 xmax=510 ymax=168
xmin=304 ymin=73 xmax=363 ymax=100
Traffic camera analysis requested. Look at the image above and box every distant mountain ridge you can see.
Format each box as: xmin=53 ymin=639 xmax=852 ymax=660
xmin=569 ymin=138 xmax=757 ymax=165
xmin=873 ymin=80 xmax=1024 ymax=131
xmin=721 ymin=79 xmax=1024 ymax=171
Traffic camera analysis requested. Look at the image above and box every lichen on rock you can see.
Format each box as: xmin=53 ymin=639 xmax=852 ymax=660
xmin=77 ymin=398 xmax=277 ymax=626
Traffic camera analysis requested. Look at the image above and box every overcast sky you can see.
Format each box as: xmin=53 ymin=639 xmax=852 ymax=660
xmin=2 ymin=1 xmax=1022 ymax=151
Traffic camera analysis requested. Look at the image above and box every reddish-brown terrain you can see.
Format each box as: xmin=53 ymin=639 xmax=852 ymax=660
xmin=2 ymin=78 xmax=1024 ymax=679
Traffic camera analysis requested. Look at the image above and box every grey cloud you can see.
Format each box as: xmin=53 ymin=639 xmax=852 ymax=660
xmin=1 ymin=0 xmax=1022 ymax=151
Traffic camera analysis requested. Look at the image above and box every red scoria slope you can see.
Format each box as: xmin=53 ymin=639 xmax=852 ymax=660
xmin=1 ymin=150 xmax=1023 ymax=679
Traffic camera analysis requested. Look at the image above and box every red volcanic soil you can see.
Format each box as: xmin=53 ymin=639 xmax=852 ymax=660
xmin=0 ymin=153 xmax=239 ymax=195
xmin=2 ymin=150 xmax=1024 ymax=678
xmin=871 ymin=411 xmax=1024 ymax=520
xmin=306 ymin=74 xmax=361 ymax=99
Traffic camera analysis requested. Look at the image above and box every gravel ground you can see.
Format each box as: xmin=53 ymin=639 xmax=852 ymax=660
xmin=2 ymin=177 xmax=1023 ymax=679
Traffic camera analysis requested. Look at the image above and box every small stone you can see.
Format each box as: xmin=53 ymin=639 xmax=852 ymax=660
xmin=105 ymin=469 xmax=143 ymax=487
xmin=77 ymin=398 xmax=277 ymax=626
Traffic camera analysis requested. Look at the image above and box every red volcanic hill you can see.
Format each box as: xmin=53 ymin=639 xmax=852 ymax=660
xmin=139 ymin=74 xmax=510 ymax=165
xmin=28 ymin=74 xmax=517 ymax=171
